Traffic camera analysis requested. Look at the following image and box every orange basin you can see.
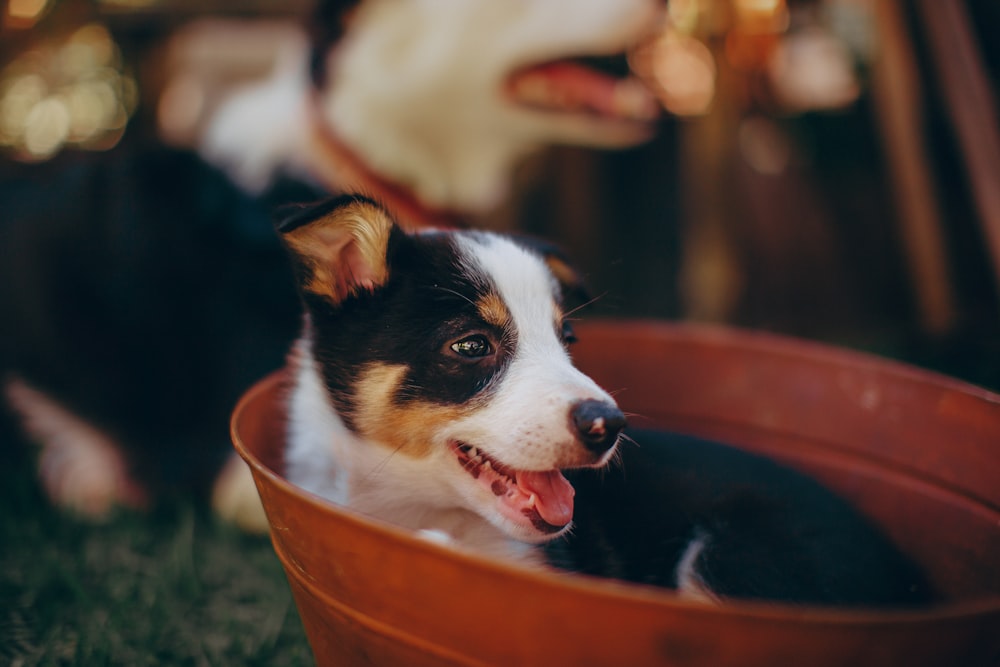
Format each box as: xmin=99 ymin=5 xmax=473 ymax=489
xmin=231 ymin=320 xmax=1000 ymax=666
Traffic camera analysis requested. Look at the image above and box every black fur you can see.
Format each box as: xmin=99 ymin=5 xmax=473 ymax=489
xmin=547 ymin=429 xmax=934 ymax=606
xmin=285 ymin=218 xmax=522 ymax=430
xmin=0 ymin=143 xmax=311 ymax=496
xmin=308 ymin=0 xmax=363 ymax=87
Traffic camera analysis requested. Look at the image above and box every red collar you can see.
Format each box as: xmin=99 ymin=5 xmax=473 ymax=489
xmin=306 ymin=99 xmax=466 ymax=230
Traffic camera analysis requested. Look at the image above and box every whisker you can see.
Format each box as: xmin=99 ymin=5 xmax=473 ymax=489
xmin=363 ymin=442 xmax=408 ymax=482
xmin=593 ymin=444 xmax=625 ymax=482
xmin=618 ymin=406 xmax=648 ymax=420
xmin=564 ymin=291 xmax=608 ymax=319
xmin=610 ymin=445 xmax=625 ymax=470
xmin=431 ymin=285 xmax=478 ymax=307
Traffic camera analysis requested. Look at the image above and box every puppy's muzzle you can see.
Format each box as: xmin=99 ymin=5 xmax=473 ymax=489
xmin=571 ymin=399 xmax=626 ymax=456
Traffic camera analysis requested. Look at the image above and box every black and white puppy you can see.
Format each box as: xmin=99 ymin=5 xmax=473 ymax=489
xmin=280 ymin=194 xmax=624 ymax=563
xmin=279 ymin=195 xmax=932 ymax=606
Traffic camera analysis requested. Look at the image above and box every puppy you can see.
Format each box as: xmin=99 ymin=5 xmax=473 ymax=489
xmin=279 ymin=195 xmax=932 ymax=606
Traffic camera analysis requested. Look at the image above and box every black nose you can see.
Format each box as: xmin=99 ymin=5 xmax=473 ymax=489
xmin=571 ymin=399 xmax=626 ymax=455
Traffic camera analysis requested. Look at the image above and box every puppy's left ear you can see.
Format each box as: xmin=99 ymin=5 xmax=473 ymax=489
xmin=278 ymin=195 xmax=396 ymax=304
xmin=516 ymin=236 xmax=591 ymax=305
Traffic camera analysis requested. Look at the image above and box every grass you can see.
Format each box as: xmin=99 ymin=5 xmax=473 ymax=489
xmin=0 ymin=448 xmax=314 ymax=666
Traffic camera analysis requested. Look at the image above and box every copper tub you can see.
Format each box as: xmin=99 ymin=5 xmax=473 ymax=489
xmin=230 ymin=320 xmax=1000 ymax=666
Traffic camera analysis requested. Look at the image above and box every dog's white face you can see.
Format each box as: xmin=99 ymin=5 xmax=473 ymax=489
xmin=319 ymin=0 xmax=662 ymax=211
xmin=281 ymin=196 xmax=625 ymax=546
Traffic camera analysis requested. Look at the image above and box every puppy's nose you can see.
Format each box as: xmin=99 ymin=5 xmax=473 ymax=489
xmin=571 ymin=399 xmax=626 ymax=455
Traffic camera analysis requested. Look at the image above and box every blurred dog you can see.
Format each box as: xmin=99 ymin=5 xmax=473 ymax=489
xmin=200 ymin=0 xmax=661 ymax=220
xmin=278 ymin=195 xmax=931 ymax=606
xmin=0 ymin=0 xmax=662 ymax=526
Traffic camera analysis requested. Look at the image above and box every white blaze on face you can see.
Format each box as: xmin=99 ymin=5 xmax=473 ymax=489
xmin=444 ymin=234 xmax=616 ymax=471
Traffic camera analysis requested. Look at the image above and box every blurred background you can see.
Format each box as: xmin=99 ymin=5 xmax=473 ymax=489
xmin=1 ymin=1 xmax=998 ymax=664
xmin=2 ymin=0 xmax=999 ymax=389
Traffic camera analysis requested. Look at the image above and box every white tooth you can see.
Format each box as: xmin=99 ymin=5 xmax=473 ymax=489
xmin=528 ymin=493 xmax=537 ymax=506
xmin=482 ymin=460 xmax=492 ymax=471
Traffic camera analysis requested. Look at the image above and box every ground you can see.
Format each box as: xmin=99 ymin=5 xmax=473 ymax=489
xmin=0 ymin=447 xmax=314 ymax=666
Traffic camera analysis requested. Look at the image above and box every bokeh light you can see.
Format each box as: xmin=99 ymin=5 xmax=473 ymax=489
xmin=5 ymin=0 xmax=52 ymax=29
xmin=632 ymin=23 xmax=717 ymax=117
xmin=0 ymin=22 xmax=138 ymax=161
xmin=767 ymin=25 xmax=860 ymax=112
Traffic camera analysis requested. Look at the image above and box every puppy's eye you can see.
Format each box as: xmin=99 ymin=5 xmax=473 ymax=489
xmin=450 ymin=335 xmax=493 ymax=358
xmin=561 ymin=321 xmax=578 ymax=345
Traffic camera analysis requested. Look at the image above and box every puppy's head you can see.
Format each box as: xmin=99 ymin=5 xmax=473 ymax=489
xmin=280 ymin=196 xmax=624 ymax=542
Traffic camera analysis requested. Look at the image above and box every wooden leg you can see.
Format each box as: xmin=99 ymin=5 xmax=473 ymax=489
xmin=870 ymin=0 xmax=958 ymax=335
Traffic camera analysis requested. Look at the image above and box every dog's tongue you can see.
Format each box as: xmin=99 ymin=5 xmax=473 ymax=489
xmin=516 ymin=470 xmax=575 ymax=527
xmin=507 ymin=62 xmax=660 ymax=121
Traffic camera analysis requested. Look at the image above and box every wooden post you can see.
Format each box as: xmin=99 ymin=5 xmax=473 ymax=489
xmin=870 ymin=0 xmax=958 ymax=335
xmin=916 ymin=0 xmax=1000 ymax=306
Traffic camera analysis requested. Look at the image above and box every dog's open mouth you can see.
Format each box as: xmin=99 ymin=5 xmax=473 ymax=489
xmin=504 ymin=56 xmax=660 ymax=123
xmin=452 ymin=442 xmax=574 ymax=534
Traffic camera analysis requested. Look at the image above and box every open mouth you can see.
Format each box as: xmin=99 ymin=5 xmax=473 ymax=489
xmin=504 ymin=54 xmax=661 ymax=123
xmin=452 ymin=441 xmax=575 ymax=535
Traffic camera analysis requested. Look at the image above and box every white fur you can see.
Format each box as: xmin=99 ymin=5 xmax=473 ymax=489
xmin=286 ymin=340 xmax=545 ymax=565
xmin=284 ymin=334 xmax=353 ymax=506
xmin=675 ymin=531 xmax=717 ymax=603
xmin=284 ymin=232 xmax=618 ymax=564
xmin=443 ymin=235 xmax=617 ymax=472
xmin=199 ymin=38 xmax=314 ymax=194
xmin=201 ymin=0 xmax=660 ymax=209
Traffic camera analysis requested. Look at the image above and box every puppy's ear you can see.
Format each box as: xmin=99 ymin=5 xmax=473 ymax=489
xmin=278 ymin=195 xmax=395 ymax=303
xmin=514 ymin=235 xmax=591 ymax=306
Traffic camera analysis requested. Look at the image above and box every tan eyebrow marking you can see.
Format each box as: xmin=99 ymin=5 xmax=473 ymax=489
xmin=476 ymin=291 xmax=512 ymax=328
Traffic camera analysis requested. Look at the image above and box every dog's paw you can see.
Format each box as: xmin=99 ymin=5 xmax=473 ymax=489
xmin=211 ymin=452 xmax=270 ymax=534
xmin=4 ymin=378 xmax=148 ymax=519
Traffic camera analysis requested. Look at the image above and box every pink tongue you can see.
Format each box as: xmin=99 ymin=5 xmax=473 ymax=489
xmin=509 ymin=63 xmax=616 ymax=114
xmin=507 ymin=62 xmax=659 ymax=120
xmin=516 ymin=470 xmax=575 ymax=527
